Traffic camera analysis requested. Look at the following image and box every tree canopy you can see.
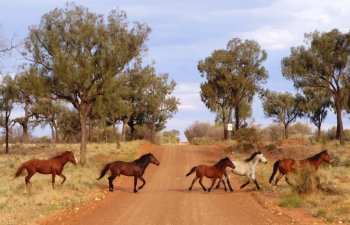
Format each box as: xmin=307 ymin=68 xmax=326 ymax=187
xmin=198 ymin=38 xmax=267 ymax=139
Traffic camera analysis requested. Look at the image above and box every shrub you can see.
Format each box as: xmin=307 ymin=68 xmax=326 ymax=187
xmin=234 ymin=127 xmax=263 ymax=151
xmin=262 ymin=124 xmax=284 ymax=142
xmin=162 ymin=130 xmax=180 ymax=144
xmin=292 ymin=167 xmax=320 ymax=194
xmin=190 ymin=137 xmax=214 ymax=145
xmin=184 ymin=121 xmax=223 ymax=142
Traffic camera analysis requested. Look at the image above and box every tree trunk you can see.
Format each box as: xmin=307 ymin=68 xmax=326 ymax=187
xmin=284 ymin=124 xmax=289 ymax=139
xmin=79 ymin=103 xmax=93 ymax=164
xmin=335 ymin=101 xmax=345 ymax=145
xmin=235 ymin=105 xmax=240 ymax=131
xmin=223 ymin=123 xmax=228 ymax=140
xmin=22 ymin=124 xmax=28 ymax=143
xmin=316 ymin=125 xmax=321 ymax=142
xmin=5 ymin=113 xmax=9 ymax=154
xmin=50 ymin=124 xmax=55 ymax=143
xmin=122 ymin=118 xmax=128 ymax=142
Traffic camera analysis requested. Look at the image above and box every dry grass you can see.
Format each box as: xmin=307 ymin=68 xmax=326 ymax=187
xmin=0 ymin=141 xmax=144 ymax=225
xmin=256 ymin=140 xmax=350 ymax=223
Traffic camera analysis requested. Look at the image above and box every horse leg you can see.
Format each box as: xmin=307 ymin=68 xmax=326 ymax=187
xmin=285 ymin=175 xmax=293 ymax=186
xmin=198 ymin=177 xmax=207 ymax=192
xmin=274 ymin=172 xmax=284 ymax=186
xmin=220 ymin=178 xmax=227 ymax=192
xmin=133 ymin=176 xmax=138 ymax=193
xmin=225 ymin=173 xmax=234 ymax=192
xmin=25 ymin=171 xmax=34 ymax=193
xmin=253 ymin=179 xmax=261 ymax=190
xmin=138 ymin=176 xmax=146 ymax=190
xmin=240 ymin=180 xmax=250 ymax=189
xmin=208 ymin=178 xmax=217 ymax=192
xmin=188 ymin=176 xmax=198 ymax=191
xmin=52 ymin=174 xmax=56 ymax=188
xmin=108 ymin=174 xmax=117 ymax=192
xmin=58 ymin=173 xmax=66 ymax=185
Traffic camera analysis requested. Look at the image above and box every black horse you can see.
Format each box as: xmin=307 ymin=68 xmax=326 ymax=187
xmin=97 ymin=153 xmax=160 ymax=193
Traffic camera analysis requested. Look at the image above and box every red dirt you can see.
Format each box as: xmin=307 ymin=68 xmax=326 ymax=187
xmin=38 ymin=145 xmax=330 ymax=225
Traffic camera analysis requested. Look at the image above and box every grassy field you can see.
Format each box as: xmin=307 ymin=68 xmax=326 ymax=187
xmin=229 ymin=139 xmax=350 ymax=223
xmin=0 ymin=141 xmax=144 ymax=225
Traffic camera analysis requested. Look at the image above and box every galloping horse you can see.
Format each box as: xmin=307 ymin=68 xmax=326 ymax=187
xmin=97 ymin=153 xmax=160 ymax=193
xmin=186 ymin=157 xmax=235 ymax=192
xmin=217 ymin=151 xmax=268 ymax=191
xmin=15 ymin=151 xmax=78 ymax=188
xmin=269 ymin=150 xmax=332 ymax=186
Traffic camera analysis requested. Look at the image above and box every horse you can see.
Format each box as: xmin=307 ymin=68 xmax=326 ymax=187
xmin=269 ymin=150 xmax=332 ymax=186
xmin=186 ymin=157 xmax=235 ymax=192
xmin=14 ymin=151 xmax=78 ymax=188
xmin=216 ymin=151 xmax=268 ymax=191
xmin=97 ymin=153 xmax=160 ymax=193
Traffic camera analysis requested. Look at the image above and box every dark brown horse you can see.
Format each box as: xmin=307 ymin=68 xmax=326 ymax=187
xmin=97 ymin=153 xmax=160 ymax=193
xmin=186 ymin=157 xmax=235 ymax=192
xmin=15 ymin=151 xmax=78 ymax=188
xmin=269 ymin=150 xmax=332 ymax=186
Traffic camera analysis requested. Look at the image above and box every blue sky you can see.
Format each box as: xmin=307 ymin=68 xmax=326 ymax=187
xmin=1 ymin=0 xmax=350 ymax=141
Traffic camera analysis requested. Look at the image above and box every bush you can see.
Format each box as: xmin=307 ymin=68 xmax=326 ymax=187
xmin=262 ymin=124 xmax=284 ymax=142
xmin=162 ymin=130 xmax=180 ymax=144
xmin=292 ymin=167 xmax=320 ymax=194
xmin=184 ymin=121 xmax=223 ymax=142
xmin=234 ymin=127 xmax=263 ymax=151
xmin=190 ymin=137 xmax=214 ymax=145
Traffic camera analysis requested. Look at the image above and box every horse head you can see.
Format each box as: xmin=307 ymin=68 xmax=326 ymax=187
xmin=223 ymin=157 xmax=235 ymax=169
xmin=321 ymin=150 xmax=332 ymax=164
xmin=257 ymin=152 xmax=268 ymax=164
xmin=67 ymin=151 xmax=78 ymax=165
xmin=148 ymin=153 xmax=160 ymax=166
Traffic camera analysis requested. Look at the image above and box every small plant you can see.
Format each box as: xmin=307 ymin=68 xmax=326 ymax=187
xmin=279 ymin=195 xmax=303 ymax=208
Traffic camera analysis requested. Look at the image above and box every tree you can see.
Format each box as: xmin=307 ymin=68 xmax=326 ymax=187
xmin=198 ymin=38 xmax=268 ymax=139
xmin=299 ymin=89 xmax=331 ymax=141
xmin=262 ymin=91 xmax=303 ymax=139
xmin=23 ymin=4 xmax=150 ymax=163
xmin=282 ymin=29 xmax=350 ymax=145
xmin=0 ymin=75 xmax=19 ymax=153
xmin=142 ymin=72 xmax=179 ymax=143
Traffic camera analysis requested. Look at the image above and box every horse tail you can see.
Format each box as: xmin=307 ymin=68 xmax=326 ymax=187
xmin=269 ymin=160 xmax=280 ymax=183
xmin=14 ymin=162 xmax=27 ymax=178
xmin=97 ymin=163 xmax=111 ymax=180
xmin=186 ymin=166 xmax=197 ymax=177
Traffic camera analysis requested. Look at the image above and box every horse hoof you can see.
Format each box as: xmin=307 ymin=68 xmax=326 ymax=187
xmin=134 ymin=190 xmax=138 ymax=193
xmin=188 ymin=188 xmax=192 ymax=191
xmin=109 ymin=188 xmax=114 ymax=192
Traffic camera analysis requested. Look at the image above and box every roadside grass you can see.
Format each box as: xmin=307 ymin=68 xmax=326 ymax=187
xmin=0 ymin=141 xmax=144 ymax=225
xmin=228 ymin=139 xmax=350 ymax=223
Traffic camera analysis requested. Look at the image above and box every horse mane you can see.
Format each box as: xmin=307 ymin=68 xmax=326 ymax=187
xmin=50 ymin=151 xmax=71 ymax=159
xmin=136 ymin=153 xmax=152 ymax=163
xmin=214 ymin=157 xmax=229 ymax=166
xmin=244 ymin=151 xmax=261 ymax=162
xmin=307 ymin=150 xmax=327 ymax=161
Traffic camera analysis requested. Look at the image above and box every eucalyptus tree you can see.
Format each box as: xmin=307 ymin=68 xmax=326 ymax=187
xmin=142 ymin=71 xmax=179 ymax=143
xmin=282 ymin=29 xmax=350 ymax=145
xmin=198 ymin=38 xmax=267 ymax=139
xmin=0 ymin=75 xmax=19 ymax=153
xmin=262 ymin=91 xmax=303 ymax=139
xmin=299 ymin=89 xmax=331 ymax=141
xmin=23 ymin=4 xmax=150 ymax=163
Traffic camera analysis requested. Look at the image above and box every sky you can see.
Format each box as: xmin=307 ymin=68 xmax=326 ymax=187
xmin=1 ymin=0 xmax=350 ymax=141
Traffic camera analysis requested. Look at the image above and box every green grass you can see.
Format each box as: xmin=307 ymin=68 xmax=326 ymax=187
xmin=0 ymin=141 xmax=144 ymax=225
xmin=278 ymin=194 xmax=303 ymax=208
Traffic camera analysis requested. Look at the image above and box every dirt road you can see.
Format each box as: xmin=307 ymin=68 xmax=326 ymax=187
xmin=42 ymin=145 xmax=326 ymax=225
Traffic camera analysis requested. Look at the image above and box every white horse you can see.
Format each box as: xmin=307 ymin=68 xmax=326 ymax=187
xmin=217 ymin=151 xmax=268 ymax=191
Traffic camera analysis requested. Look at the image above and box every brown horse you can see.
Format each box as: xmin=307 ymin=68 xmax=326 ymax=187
xmin=186 ymin=157 xmax=235 ymax=192
xmin=97 ymin=153 xmax=160 ymax=193
xmin=269 ymin=150 xmax=332 ymax=186
xmin=14 ymin=151 xmax=78 ymax=188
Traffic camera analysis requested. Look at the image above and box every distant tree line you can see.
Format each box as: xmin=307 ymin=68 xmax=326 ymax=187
xmin=198 ymin=29 xmax=350 ymax=145
xmin=0 ymin=4 xmax=179 ymax=163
